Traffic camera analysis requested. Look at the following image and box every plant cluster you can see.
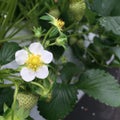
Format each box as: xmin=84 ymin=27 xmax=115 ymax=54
xmin=1 ymin=0 xmax=120 ymax=120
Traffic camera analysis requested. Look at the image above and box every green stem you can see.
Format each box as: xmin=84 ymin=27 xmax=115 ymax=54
xmin=39 ymin=7 xmax=47 ymax=15
xmin=6 ymin=77 xmax=21 ymax=83
xmin=46 ymin=42 xmax=56 ymax=48
xmin=12 ymin=83 xmax=19 ymax=109
xmin=0 ymin=83 xmax=14 ymax=88
xmin=67 ymin=33 xmax=79 ymax=37
xmin=64 ymin=22 xmax=77 ymax=31
xmin=28 ymin=3 xmax=39 ymax=16
xmin=11 ymin=83 xmax=19 ymax=120
xmin=0 ymin=35 xmax=34 ymax=43
xmin=31 ymin=81 xmax=45 ymax=90
xmin=42 ymin=27 xmax=54 ymax=46
xmin=86 ymin=49 xmax=96 ymax=60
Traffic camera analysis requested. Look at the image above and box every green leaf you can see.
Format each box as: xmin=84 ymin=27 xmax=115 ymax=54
xmin=13 ymin=107 xmax=29 ymax=120
xmin=99 ymin=16 xmax=120 ymax=35
xmin=88 ymin=0 xmax=116 ymax=16
xmin=49 ymin=27 xmax=58 ymax=38
xmin=111 ymin=47 xmax=120 ymax=66
xmin=112 ymin=47 xmax=120 ymax=60
xmin=85 ymin=7 xmax=97 ymax=24
xmin=0 ymin=42 xmax=21 ymax=65
xmin=111 ymin=0 xmax=120 ymax=16
xmin=0 ymin=88 xmax=14 ymax=114
xmin=40 ymin=15 xmax=53 ymax=21
xmin=38 ymin=83 xmax=78 ymax=120
xmin=77 ymin=69 xmax=120 ymax=107
xmin=2 ymin=105 xmax=29 ymax=120
xmin=60 ymin=62 xmax=81 ymax=84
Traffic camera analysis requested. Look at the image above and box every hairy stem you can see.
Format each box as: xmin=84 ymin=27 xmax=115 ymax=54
xmin=31 ymin=81 xmax=45 ymax=90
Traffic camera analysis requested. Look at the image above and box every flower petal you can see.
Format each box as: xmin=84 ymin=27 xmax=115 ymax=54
xmin=20 ymin=67 xmax=35 ymax=82
xmin=36 ymin=65 xmax=49 ymax=79
xmin=15 ymin=49 xmax=28 ymax=65
xmin=29 ymin=42 xmax=43 ymax=54
xmin=41 ymin=50 xmax=53 ymax=64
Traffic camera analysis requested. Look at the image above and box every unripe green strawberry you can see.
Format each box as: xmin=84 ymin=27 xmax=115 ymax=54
xmin=68 ymin=0 xmax=86 ymax=21
xmin=69 ymin=36 xmax=77 ymax=45
xmin=17 ymin=92 xmax=38 ymax=110
xmin=77 ymin=39 xmax=84 ymax=48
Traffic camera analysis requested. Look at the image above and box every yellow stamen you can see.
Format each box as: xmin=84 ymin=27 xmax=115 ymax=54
xmin=26 ymin=54 xmax=43 ymax=71
xmin=54 ymin=19 xmax=64 ymax=30
xmin=57 ymin=19 xmax=65 ymax=29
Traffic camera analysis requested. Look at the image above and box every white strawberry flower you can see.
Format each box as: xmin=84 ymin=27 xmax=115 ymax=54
xmin=15 ymin=42 xmax=53 ymax=82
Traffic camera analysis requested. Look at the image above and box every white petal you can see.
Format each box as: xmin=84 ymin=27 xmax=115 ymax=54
xmin=36 ymin=65 xmax=49 ymax=79
xmin=29 ymin=42 xmax=43 ymax=54
xmin=15 ymin=50 xmax=28 ymax=65
xmin=41 ymin=50 xmax=53 ymax=64
xmin=20 ymin=67 xmax=35 ymax=82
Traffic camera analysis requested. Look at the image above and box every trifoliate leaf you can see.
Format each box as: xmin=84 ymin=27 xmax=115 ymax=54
xmin=88 ymin=0 xmax=115 ymax=16
xmin=0 ymin=42 xmax=21 ymax=66
xmin=77 ymin=69 xmax=120 ymax=107
xmin=99 ymin=16 xmax=120 ymax=35
xmin=38 ymin=83 xmax=78 ymax=120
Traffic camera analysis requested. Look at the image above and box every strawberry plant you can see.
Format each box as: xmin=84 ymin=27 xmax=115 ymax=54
xmin=1 ymin=0 xmax=120 ymax=120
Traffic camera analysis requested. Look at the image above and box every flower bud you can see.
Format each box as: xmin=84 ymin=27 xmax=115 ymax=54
xmin=56 ymin=34 xmax=67 ymax=49
xmin=33 ymin=27 xmax=42 ymax=38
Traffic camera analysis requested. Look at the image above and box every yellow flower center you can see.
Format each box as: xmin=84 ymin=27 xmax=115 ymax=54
xmin=56 ymin=19 xmax=65 ymax=30
xmin=26 ymin=54 xmax=43 ymax=71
